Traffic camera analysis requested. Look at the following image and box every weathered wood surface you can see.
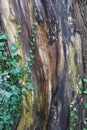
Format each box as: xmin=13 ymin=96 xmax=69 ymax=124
xmin=0 ymin=0 xmax=87 ymax=130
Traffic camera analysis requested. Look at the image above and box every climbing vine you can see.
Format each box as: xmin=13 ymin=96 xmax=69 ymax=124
xmin=69 ymin=78 xmax=87 ymax=130
xmin=83 ymin=79 xmax=87 ymax=130
xmin=69 ymin=101 xmax=78 ymax=130
xmin=0 ymin=31 xmax=35 ymax=129
xmin=0 ymin=9 xmax=38 ymax=130
xmin=26 ymin=10 xmax=38 ymax=90
xmin=0 ymin=32 xmax=27 ymax=129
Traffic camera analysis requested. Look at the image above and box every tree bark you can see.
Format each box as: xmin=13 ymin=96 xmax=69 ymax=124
xmin=0 ymin=0 xmax=87 ymax=130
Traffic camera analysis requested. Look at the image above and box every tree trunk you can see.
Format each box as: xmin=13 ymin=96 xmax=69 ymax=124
xmin=0 ymin=0 xmax=87 ymax=130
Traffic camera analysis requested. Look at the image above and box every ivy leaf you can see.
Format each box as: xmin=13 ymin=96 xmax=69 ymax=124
xmin=12 ymin=54 xmax=21 ymax=62
xmin=11 ymin=43 xmax=20 ymax=51
xmin=29 ymin=50 xmax=33 ymax=54
xmin=6 ymin=59 xmax=16 ymax=67
xmin=83 ymin=79 xmax=87 ymax=83
xmin=83 ymin=89 xmax=87 ymax=95
xmin=84 ymin=102 xmax=87 ymax=109
xmin=72 ymin=123 xmax=76 ymax=127
xmin=0 ymin=42 xmax=5 ymax=46
xmin=26 ymin=77 xmax=32 ymax=83
xmin=0 ymin=33 xmax=7 ymax=40
xmin=0 ymin=42 xmax=5 ymax=50
xmin=16 ymin=25 xmax=21 ymax=31
xmin=2 ymin=71 xmax=8 ymax=76
xmin=27 ymin=69 xmax=32 ymax=74
xmin=83 ymin=128 xmax=87 ymax=130
xmin=29 ymin=63 xmax=33 ymax=67
xmin=30 ymin=42 xmax=34 ymax=46
xmin=32 ymin=38 xmax=36 ymax=43
xmin=14 ymin=34 xmax=19 ymax=38
xmin=34 ymin=12 xmax=38 ymax=17
xmin=33 ymin=21 xmax=38 ymax=27
xmin=0 ymin=52 xmax=3 ymax=59
xmin=26 ymin=83 xmax=35 ymax=91
xmin=30 ymin=55 xmax=35 ymax=59
xmin=10 ymin=66 xmax=22 ymax=75
xmin=69 ymin=128 xmax=73 ymax=130
xmin=22 ymin=91 xmax=26 ymax=96
xmin=3 ymin=83 xmax=11 ymax=89
xmin=27 ymin=58 xmax=31 ymax=62
xmin=4 ymin=91 xmax=12 ymax=98
xmin=73 ymin=107 xmax=77 ymax=112
xmin=70 ymin=111 xmax=75 ymax=117
xmin=31 ymin=47 xmax=35 ymax=50
xmin=11 ymin=85 xmax=20 ymax=95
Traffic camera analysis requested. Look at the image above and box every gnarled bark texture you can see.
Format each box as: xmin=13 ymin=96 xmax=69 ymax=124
xmin=0 ymin=0 xmax=87 ymax=130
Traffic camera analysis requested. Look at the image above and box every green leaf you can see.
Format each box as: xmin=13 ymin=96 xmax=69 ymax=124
xmin=33 ymin=21 xmax=38 ymax=27
xmin=12 ymin=54 xmax=21 ymax=62
xmin=3 ymin=83 xmax=11 ymax=88
xmin=0 ymin=33 xmax=7 ymax=40
xmin=70 ymin=102 xmax=74 ymax=108
xmin=83 ymin=128 xmax=87 ymax=130
xmin=30 ymin=42 xmax=34 ymax=46
xmin=11 ymin=43 xmax=20 ymax=51
xmin=69 ymin=128 xmax=73 ymax=130
xmin=29 ymin=50 xmax=33 ymax=54
xmin=11 ymin=86 xmax=20 ymax=95
xmin=83 ymin=89 xmax=87 ymax=95
xmin=26 ymin=77 xmax=32 ymax=83
xmin=29 ymin=63 xmax=33 ymax=67
xmin=30 ymin=55 xmax=35 ymax=59
xmin=72 ymin=123 xmax=76 ymax=127
xmin=34 ymin=12 xmax=38 ymax=17
xmin=16 ymin=112 xmax=22 ymax=118
xmin=2 ymin=71 xmax=8 ymax=76
xmin=0 ymin=42 xmax=5 ymax=47
xmin=70 ymin=111 xmax=75 ymax=117
xmin=14 ymin=34 xmax=19 ymax=38
xmin=3 ymin=52 xmax=8 ymax=57
xmin=16 ymin=25 xmax=22 ymax=34
xmin=27 ymin=69 xmax=32 ymax=74
xmin=73 ymin=107 xmax=77 ymax=112
xmin=22 ymin=91 xmax=26 ymax=96
xmin=27 ymin=58 xmax=31 ymax=62
xmin=10 ymin=66 xmax=22 ymax=74
xmin=6 ymin=59 xmax=16 ymax=67
xmin=31 ymin=47 xmax=35 ymax=50
xmin=79 ymin=86 xmax=83 ymax=91
xmin=84 ymin=102 xmax=87 ymax=109
xmin=31 ymin=34 xmax=35 ymax=37
xmin=32 ymin=38 xmax=36 ymax=43
xmin=26 ymin=83 xmax=35 ymax=91
xmin=83 ymin=79 xmax=87 ymax=83
xmin=16 ymin=25 xmax=21 ymax=30
xmin=34 ymin=31 xmax=37 ymax=35
xmin=83 ymin=120 xmax=87 ymax=125
xmin=4 ymin=91 xmax=12 ymax=98
xmin=0 ymin=52 xmax=3 ymax=58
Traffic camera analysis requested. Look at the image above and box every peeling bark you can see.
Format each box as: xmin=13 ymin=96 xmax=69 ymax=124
xmin=0 ymin=0 xmax=87 ymax=130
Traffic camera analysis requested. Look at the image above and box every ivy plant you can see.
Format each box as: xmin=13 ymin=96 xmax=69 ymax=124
xmin=69 ymin=102 xmax=78 ymax=130
xmin=0 ymin=32 xmax=34 ymax=130
xmin=69 ymin=78 xmax=87 ymax=130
